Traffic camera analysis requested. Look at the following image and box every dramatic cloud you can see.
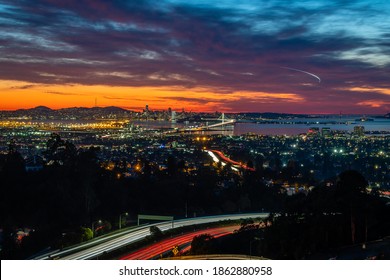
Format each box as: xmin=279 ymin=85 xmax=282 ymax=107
xmin=0 ymin=0 xmax=389 ymax=113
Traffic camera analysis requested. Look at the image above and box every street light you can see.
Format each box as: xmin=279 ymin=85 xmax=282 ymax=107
xmin=119 ymin=212 xmax=128 ymax=229
xmin=91 ymin=220 xmax=102 ymax=237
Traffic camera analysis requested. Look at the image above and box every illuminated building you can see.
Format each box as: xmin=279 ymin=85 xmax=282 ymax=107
xmin=308 ymin=127 xmax=320 ymax=136
xmin=321 ymin=127 xmax=331 ymax=138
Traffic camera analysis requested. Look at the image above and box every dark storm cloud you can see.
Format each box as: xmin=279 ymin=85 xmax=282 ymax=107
xmin=0 ymin=0 xmax=389 ymax=112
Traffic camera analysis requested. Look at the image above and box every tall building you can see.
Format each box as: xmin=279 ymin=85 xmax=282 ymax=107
xmin=171 ymin=111 xmax=176 ymax=123
xmin=308 ymin=127 xmax=320 ymax=137
xmin=143 ymin=104 xmax=150 ymax=118
xmin=321 ymin=127 xmax=331 ymax=138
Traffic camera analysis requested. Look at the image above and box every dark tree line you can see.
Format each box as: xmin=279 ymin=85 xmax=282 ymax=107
xmin=1 ymin=135 xmax=388 ymax=259
xmin=0 ymin=135 xmax=284 ymax=258
xmin=189 ymin=170 xmax=390 ymax=259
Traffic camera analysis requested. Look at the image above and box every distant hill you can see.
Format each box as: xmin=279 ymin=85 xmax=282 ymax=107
xmin=239 ymin=112 xmax=309 ymax=119
xmin=1 ymin=107 xmax=387 ymax=120
xmin=0 ymin=106 xmax=134 ymax=120
xmin=57 ymin=106 xmax=130 ymax=114
xmin=15 ymin=106 xmax=53 ymax=114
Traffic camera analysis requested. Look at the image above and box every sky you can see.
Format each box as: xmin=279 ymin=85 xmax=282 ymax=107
xmin=0 ymin=0 xmax=390 ymax=114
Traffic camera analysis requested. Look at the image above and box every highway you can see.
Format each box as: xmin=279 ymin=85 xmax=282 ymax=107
xmin=34 ymin=213 xmax=268 ymax=260
xmin=208 ymin=150 xmax=256 ymax=171
xmin=120 ymin=225 xmax=240 ymax=260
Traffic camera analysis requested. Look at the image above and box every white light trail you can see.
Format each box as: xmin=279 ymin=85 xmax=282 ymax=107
xmin=282 ymin=67 xmax=321 ymax=83
xmin=44 ymin=213 xmax=269 ymax=260
xmin=207 ymin=150 xmax=220 ymax=163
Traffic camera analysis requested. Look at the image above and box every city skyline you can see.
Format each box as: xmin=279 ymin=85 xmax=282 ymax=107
xmin=1 ymin=1 xmax=390 ymax=113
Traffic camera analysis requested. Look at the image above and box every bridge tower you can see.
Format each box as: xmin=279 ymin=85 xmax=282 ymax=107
xmin=171 ymin=111 xmax=177 ymax=124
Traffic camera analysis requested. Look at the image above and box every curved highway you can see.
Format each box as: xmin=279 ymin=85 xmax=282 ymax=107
xmin=120 ymin=225 xmax=240 ymax=260
xmin=208 ymin=150 xmax=256 ymax=171
xmin=35 ymin=213 xmax=268 ymax=260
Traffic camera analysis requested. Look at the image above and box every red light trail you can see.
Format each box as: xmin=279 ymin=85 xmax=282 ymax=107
xmin=210 ymin=150 xmax=255 ymax=171
xmin=119 ymin=225 xmax=239 ymax=260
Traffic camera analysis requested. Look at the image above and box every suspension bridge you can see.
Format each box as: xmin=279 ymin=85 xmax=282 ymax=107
xmin=167 ymin=113 xmax=235 ymax=134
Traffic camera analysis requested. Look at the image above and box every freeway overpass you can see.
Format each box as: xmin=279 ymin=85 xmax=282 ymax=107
xmin=33 ymin=213 xmax=269 ymax=260
xmin=207 ymin=150 xmax=255 ymax=172
xmin=120 ymin=225 xmax=240 ymax=260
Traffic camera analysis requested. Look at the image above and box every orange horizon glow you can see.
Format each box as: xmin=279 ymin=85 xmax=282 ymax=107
xmin=0 ymin=79 xmax=304 ymax=112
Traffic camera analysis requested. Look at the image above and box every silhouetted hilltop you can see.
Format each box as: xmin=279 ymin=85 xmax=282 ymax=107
xmin=0 ymin=106 xmax=134 ymax=120
xmin=15 ymin=106 xmax=53 ymax=114
xmin=239 ymin=112 xmax=309 ymax=119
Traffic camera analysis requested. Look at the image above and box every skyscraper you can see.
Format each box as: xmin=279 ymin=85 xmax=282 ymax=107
xmin=321 ymin=127 xmax=331 ymax=138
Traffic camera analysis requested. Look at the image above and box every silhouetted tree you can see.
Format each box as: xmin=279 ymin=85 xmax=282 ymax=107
xmin=190 ymin=234 xmax=216 ymax=255
xmin=79 ymin=227 xmax=93 ymax=242
xmin=3 ymin=139 xmax=25 ymax=175
xmin=336 ymin=170 xmax=367 ymax=244
xmin=45 ymin=133 xmax=77 ymax=165
xmin=167 ymin=155 xmax=177 ymax=176
xmin=150 ymin=226 xmax=164 ymax=239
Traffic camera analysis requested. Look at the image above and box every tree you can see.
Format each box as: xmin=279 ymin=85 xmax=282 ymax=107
xmin=190 ymin=234 xmax=216 ymax=255
xmin=238 ymin=194 xmax=252 ymax=211
xmin=336 ymin=170 xmax=368 ymax=244
xmin=236 ymin=218 xmax=259 ymax=232
xmin=177 ymin=159 xmax=186 ymax=173
xmin=45 ymin=133 xmax=77 ymax=165
xmin=74 ymin=148 xmax=101 ymax=223
xmin=79 ymin=227 xmax=93 ymax=242
xmin=167 ymin=155 xmax=177 ymax=176
xmin=245 ymin=160 xmax=253 ymax=170
xmin=150 ymin=226 xmax=164 ymax=239
xmin=3 ymin=143 xmax=25 ymax=176
xmin=142 ymin=159 xmax=152 ymax=179
xmin=337 ymin=170 xmax=367 ymax=194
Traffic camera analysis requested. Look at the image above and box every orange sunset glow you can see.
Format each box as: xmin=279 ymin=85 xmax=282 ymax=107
xmin=0 ymin=80 xmax=304 ymax=112
xmin=0 ymin=0 xmax=389 ymax=114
